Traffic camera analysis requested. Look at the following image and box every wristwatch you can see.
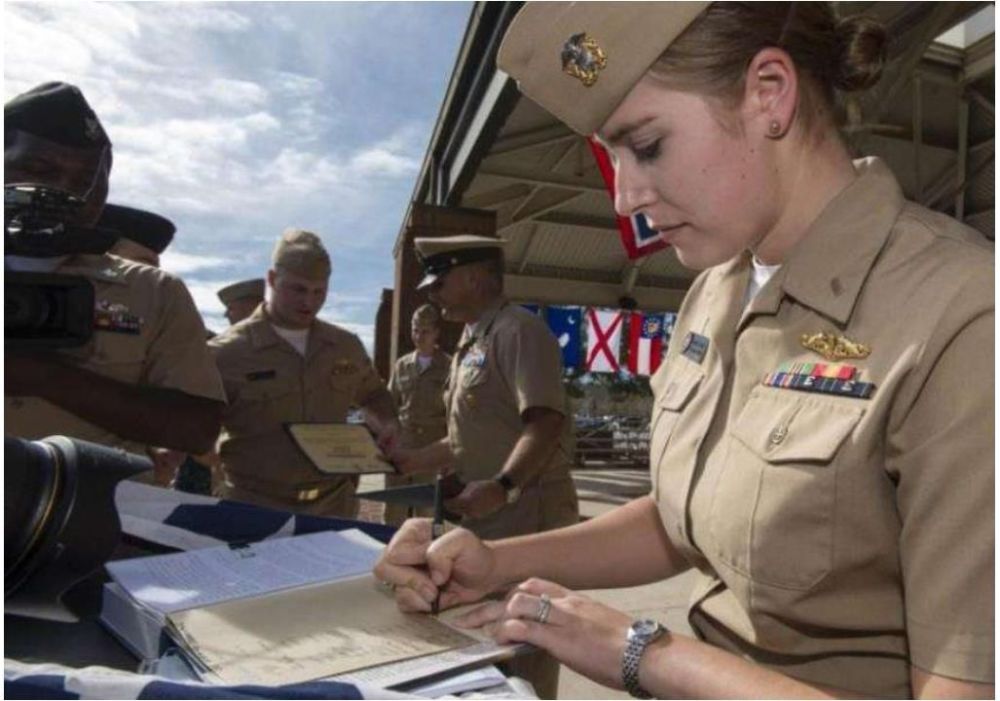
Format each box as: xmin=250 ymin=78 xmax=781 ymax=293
xmin=493 ymin=473 xmax=522 ymax=504
xmin=622 ymin=619 xmax=668 ymax=699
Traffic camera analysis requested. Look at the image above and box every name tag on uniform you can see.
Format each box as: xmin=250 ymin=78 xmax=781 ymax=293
xmin=93 ymin=301 xmax=143 ymax=335
xmin=763 ymin=361 xmax=875 ymax=399
xmin=246 ymin=369 xmax=276 ymax=381
xmin=681 ymin=332 xmax=709 ymax=364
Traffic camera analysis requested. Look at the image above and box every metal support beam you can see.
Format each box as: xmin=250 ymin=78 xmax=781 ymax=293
xmin=478 ymin=164 xmax=607 ymax=193
xmin=501 ymin=189 xmax=586 ymax=232
xmin=491 ymin=124 xmax=576 ymax=155
xmin=505 ymin=273 xmax=687 ymax=313
xmin=912 ymin=76 xmax=923 ymax=202
xmin=956 ymin=98 xmax=970 ymax=220
xmin=462 ymin=183 xmax=532 ymax=209
xmin=516 ymin=223 xmax=540 ymax=274
xmin=966 ymin=89 xmax=995 ymax=118
xmin=536 ymin=211 xmax=618 ymax=231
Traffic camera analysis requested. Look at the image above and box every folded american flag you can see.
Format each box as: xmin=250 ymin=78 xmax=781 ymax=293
xmin=5 ymin=483 xmax=409 ymax=700
xmin=4 ymin=659 xmax=419 ymax=699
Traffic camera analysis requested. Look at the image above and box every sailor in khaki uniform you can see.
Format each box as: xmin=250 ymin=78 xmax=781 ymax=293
xmin=217 ymin=278 xmax=265 ymax=326
xmin=384 ymin=304 xmax=451 ymax=525
xmin=391 ymin=236 xmax=579 ymax=540
xmin=5 ymin=82 xmax=225 ymax=461
xmin=375 ymin=4 xmax=993 ymax=699
xmin=210 ymin=229 xmax=399 ymax=518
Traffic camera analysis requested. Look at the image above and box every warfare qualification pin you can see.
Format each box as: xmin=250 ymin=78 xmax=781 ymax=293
xmin=800 ymin=331 xmax=871 ymax=361
xmin=561 ymin=32 xmax=607 ymax=87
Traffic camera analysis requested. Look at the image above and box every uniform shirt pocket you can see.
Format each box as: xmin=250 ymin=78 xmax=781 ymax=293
xmin=650 ymin=365 xmax=703 ymax=499
xmin=81 ymin=333 xmax=147 ymax=385
xmin=235 ymin=375 xmax=298 ymax=428
xmin=712 ymin=388 xmax=865 ymax=591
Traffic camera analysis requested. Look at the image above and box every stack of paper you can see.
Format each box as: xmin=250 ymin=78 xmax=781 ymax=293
xmin=101 ymin=529 xmax=521 ymax=688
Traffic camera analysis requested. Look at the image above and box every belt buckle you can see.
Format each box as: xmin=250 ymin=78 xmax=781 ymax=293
xmin=297 ymin=487 xmax=320 ymax=502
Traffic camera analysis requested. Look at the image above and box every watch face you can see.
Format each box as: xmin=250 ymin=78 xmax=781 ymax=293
xmin=629 ymin=619 xmax=663 ymax=641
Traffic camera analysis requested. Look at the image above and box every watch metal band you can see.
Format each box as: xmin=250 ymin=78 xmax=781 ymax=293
xmin=622 ymin=619 xmax=666 ymax=699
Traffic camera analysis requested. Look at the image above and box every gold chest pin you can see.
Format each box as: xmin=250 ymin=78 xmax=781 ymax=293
xmin=800 ymin=332 xmax=871 ymax=361
xmin=561 ymin=32 xmax=607 ymax=86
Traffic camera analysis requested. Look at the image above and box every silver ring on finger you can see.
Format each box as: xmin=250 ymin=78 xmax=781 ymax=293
xmin=535 ymin=593 xmax=552 ymax=624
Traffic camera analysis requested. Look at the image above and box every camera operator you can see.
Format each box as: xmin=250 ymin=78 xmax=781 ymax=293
xmin=5 ymin=82 xmax=225 ymax=465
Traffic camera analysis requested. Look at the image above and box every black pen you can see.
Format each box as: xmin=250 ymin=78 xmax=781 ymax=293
xmin=431 ymin=473 xmax=445 ymax=615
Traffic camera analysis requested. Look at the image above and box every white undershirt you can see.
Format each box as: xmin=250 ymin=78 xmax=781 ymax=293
xmin=416 ymin=353 xmax=433 ymax=371
xmin=744 ymin=257 xmax=782 ymax=308
xmin=271 ymin=324 xmax=309 ymax=356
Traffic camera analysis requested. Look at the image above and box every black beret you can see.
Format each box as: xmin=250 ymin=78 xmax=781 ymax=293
xmin=99 ymin=203 xmax=175 ymax=254
xmin=5 ymin=82 xmax=111 ymax=149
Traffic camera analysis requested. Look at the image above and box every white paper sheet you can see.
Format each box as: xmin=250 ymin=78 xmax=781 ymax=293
xmin=106 ymin=529 xmax=383 ymax=613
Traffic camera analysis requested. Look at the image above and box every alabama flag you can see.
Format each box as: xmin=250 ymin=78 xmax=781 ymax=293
xmin=628 ymin=312 xmax=665 ymax=376
xmin=585 ymin=308 xmax=623 ymax=373
xmin=588 ymin=138 xmax=670 ymax=260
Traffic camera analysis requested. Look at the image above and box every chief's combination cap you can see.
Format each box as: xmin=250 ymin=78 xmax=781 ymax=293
xmin=413 ymin=234 xmax=505 ymax=290
xmin=4 ymin=81 xmax=111 ymax=149
xmin=272 ymin=228 xmax=331 ymax=279
xmin=497 ymin=2 xmax=710 ymax=135
xmin=218 ymin=278 xmax=266 ymax=306
xmin=98 ymin=203 xmax=175 ymax=254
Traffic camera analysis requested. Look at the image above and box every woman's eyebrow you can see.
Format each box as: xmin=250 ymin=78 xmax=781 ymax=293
xmin=599 ymin=115 xmax=657 ymax=146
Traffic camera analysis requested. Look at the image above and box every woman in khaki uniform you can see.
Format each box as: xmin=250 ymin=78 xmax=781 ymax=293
xmin=383 ymin=304 xmax=451 ymax=525
xmin=376 ymin=3 xmax=994 ymax=698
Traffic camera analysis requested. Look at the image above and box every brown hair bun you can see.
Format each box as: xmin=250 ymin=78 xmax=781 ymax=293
xmin=832 ymin=15 xmax=888 ymax=92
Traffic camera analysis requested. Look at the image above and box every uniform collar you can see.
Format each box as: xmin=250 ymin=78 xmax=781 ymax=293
xmin=248 ymin=305 xmax=342 ymax=357
xmin=56 ymin=254 xmax=132 ymax=286
xmin=779 ymin=157 xmax=903 ymax=325
xmin=419 ymin=349 xmax=449 ymax=373
xmin=464 ymin=296 xmax=507 ymax=344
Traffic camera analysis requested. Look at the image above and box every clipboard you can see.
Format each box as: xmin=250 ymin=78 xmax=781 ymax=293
xmin=285 ymin=422 xmax=394 ymax=475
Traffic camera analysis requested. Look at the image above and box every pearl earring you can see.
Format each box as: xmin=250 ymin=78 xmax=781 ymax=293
xmin=768 ymin=120 xmax=782 ymax=136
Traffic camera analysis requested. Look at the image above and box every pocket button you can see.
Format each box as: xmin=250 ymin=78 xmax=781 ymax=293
xmin=768 ymin=425 xmax=788 ymax=446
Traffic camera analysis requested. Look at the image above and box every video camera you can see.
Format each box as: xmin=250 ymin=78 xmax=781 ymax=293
xmin=5 ymin=184 xmax=118 ymax=350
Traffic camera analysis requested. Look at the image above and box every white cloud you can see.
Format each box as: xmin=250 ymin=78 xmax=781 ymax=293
xmin=142 ymin=4 xmax=252 ymax=33
xmin=5 ymin=0 xmax=471 ymax=351
xmin=160 ymin=250 xmax=229 ymax=276
xmin=351 ymin=147 xmax=419 ymax=177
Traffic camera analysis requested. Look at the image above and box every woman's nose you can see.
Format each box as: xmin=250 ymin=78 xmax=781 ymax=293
xmin=613 ymin=159 xmax=653 ymax=219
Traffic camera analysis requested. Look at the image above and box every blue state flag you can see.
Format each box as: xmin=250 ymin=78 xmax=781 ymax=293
xmin=545 ymin=306 xmax=582 ymax=369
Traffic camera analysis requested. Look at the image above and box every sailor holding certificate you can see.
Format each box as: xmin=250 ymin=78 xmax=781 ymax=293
xmin=210 ymin=229 xmax=399 ymax=517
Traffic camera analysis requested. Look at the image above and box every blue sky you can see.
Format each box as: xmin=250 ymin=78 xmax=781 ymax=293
xmin=4 ymin=1 xmax=471 ymax=345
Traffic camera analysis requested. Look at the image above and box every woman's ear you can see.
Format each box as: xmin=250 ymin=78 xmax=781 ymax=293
xmin=742 ymin=47 xmax=798 ymax=139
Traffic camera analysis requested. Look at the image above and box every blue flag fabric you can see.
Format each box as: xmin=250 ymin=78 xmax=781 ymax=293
xmin=5 ymin=484 xmax=405 ymax=700
xmin=545 ymin=306 xmax=582 ymax=369
xmin=4 ymin=660 xmax=380 ymax=700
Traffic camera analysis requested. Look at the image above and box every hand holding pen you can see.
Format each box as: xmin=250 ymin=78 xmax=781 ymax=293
xmin=431 ymin=472 xmax=445 ymax=614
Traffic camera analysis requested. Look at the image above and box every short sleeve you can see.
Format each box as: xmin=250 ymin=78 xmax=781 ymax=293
xmin=888 ymin=278 xmax=994 ymax=682
xmin=143 ymin=275 xmax=225 ymax=402
xmin=495 ymin=316 xmax=566 ymax=416
xmin=348 ymin=337 xmax=388 ymax=408
xmin=388 ymin=358 xmax=404 ymax=409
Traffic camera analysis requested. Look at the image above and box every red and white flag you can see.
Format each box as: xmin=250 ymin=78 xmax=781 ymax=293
xmin=585 ymin=308 xmax=623 ymax=373
xmin=588 ymin=138 xmax=670 ymax=260
xmin=627 ymin=312 xmax=666 ymax=376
